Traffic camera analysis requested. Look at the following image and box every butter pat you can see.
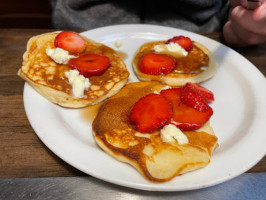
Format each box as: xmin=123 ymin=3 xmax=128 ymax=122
xmin=65 ymin=70 xmax=91 ymax=98
xmin=160 ymin=124 xmax=189 ymax=145
xmin=114 ymin=40 xmax=122 ymax=48
xmin=154 ymin=85 xmax=171 ymax=94
xmin=46 ymin=48 xmax=76 ymax=64
xmin=153 ymin=43 xmax=188 ymax=57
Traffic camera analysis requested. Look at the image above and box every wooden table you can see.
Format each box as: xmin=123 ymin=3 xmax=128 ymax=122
xmin=0 ymin=29 xmax=265 ymax=179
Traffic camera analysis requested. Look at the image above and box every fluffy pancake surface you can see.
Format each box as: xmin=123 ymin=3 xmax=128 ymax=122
xmin=18 ymin=32 xmax=129 ymax=108
xmin=92 ymin=81 xmax=218 ymax=182
xmin=133 ymin=40 xmax=217 ymax=86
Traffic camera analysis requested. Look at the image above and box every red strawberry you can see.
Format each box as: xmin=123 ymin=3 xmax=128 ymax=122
xmin=183 ymin=83 xmax=214 ymax=102
xmin=129 ymin=94 xmax=173 ymax=133
xmin=160 ymin=88 xmax=213 ymax=131
xmin=54 ymin=31 xmax=86 ymax=54
xmin=166 ymin=36 xmax=193 ymax=51
xmin=139 ymin=53 xmax=176 ymax=75
xmin=180 ymin=87 xmax=209 ymax=112
xmin=68 ymin=53 xmax=110 ymax=77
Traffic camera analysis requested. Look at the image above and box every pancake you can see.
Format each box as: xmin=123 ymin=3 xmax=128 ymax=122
xmin=133 ymin=40 xmax=217 ymax=86
xmin=92 ymin=81 xmax=218 ymax=182
xmin=18 ymin=31 xmax=129 ymax=108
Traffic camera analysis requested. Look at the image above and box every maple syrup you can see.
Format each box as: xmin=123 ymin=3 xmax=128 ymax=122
xmin=116 ymin=50 xmax=128 ymax=60
xmin=80 ymin=103 xmax=102 ymax=123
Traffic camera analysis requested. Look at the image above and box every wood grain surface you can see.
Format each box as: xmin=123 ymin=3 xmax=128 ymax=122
xmin=0 ymin=0 xmax=52 ymax=29
xmin=0 ymin=29 xmax=265 ymax=178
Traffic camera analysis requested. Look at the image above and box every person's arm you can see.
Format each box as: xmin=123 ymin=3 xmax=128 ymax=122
xmin=223 ymin=0 xmax=266 ymax=47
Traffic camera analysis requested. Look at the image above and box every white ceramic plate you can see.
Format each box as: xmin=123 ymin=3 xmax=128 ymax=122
xmin=23 ymin=24 xmax=266 ymax=191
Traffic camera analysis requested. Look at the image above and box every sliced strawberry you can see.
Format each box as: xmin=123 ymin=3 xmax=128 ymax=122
xmin=183 ymin=83 xmax=214 ymax=102
xmin=180 ymin=87 xmax=209 ymax=112
xmin=171 ymin=103 xmax=213 ymax=131
xmin=139 ymin=53 xmax=176 ymax=75
xmin=129 ymin=94 xmax=173 ymax=133
xmin=160 ymin=88 xmax=213 ymax=131
xmin=68 ymin=53 xmax=110 ymax=77
xmin=54 ymin=31 xmax=86 ymax=54
xmin=166 ymin=36 xmax=193 ymax=51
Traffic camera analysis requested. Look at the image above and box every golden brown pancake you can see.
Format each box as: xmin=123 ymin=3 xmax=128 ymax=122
xmin=18 ymin=32 xmax=129 ymax=108
xmin=133 ymin=41 xmax=217 ymax=86
xmin=92 ymin=81 xmax=218 ymax=182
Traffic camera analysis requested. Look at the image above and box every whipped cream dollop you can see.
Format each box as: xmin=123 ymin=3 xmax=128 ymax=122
xmin=153 ymin=42 xmax=188 ymax=57
xmin=65 ymin=69 xmax=91 ymax=98
xmin=160 ymin=124 xmax=189 ymax=145
xmin=46 ymin=48 xmax=76 ymax=64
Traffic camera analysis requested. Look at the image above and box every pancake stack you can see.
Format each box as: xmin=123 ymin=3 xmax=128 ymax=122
xmin=133 ymin=40 xmax=217 ymax=86
xmin=92 ymin=81 xmax=218 ymax=182
xmin=18 ymin=31 xmax=129 ymax=108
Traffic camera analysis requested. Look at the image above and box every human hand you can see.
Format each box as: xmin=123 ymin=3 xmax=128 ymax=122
xmin=223 ymin=0 xmax=266 ymax=47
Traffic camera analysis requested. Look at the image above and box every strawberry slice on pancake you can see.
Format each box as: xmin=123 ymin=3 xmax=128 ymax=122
xmin=160 ymin=87 xmax=213 ymax=131
xmin=54 ymin=31 xmax=86 ymax=54
xmin=129 ymin=94 xmax=173 ymax=133
xmin=166 ymin=36 xmax=193 ymax=51
xmin=139 ymin=53 xmax=176 ymax=75
xmin=68 ymin=53 xmax=110 ymax=77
